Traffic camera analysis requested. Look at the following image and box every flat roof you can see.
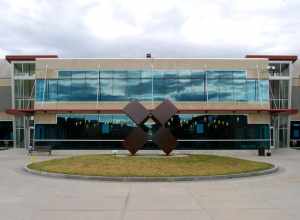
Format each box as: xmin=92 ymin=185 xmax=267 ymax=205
xmin=5 ymin=55 xmax=58 ymax=63
xmin=4 ymin=54 xmax=298 ymax=62
xmin=246 ymin=55 xmax=298 ymax=62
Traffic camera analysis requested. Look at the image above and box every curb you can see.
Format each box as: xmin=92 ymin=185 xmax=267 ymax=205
xmin=24 ymin=165 xmax=279 ymax=182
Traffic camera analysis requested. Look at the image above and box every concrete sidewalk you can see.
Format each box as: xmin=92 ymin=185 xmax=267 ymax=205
xmin=0 ymin=148 xmax=299 ymax=220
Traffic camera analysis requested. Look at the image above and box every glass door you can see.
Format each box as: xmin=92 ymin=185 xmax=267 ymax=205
xmin=28 ymin=127 xmax=34 ymax=148
xmin=270 ymin=126 xmax=274 ymax=149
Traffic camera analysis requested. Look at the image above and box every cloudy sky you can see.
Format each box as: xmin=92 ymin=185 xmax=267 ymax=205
xmin=0 ymin=0 xmax=299 ymax=58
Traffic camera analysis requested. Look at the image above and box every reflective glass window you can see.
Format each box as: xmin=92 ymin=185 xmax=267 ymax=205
xmin=291 ymin=122 xmax=300 ymax=139
xmin=246 ymin=80 xmax=257 ymax=102
xmin=71 ymin=79 xmax=86 ymax=101
xmin=71 ymin=71 xmax=85 ymax=78
xmin=164 ymin=71 xmax=178 ymax=101
xmin=127 ymin=78 xmax=141 ymax=101
xmin=259 ymin=80 xmax=269 ymax=102
xmin=100 ymin=71 xmax=113 ymax=78
xmin=35 ymin=69 xmax=265 ymax=103
xmin=112 ymin=78 xmax=127 ymax=101
xmin=85 ymin=70 xmax=99 ymax=78
xmin=86 ymin=79 xmax=98 ymax=101
xmin=58 ymin=79 xmax=71 ymax=101
xmin=219 ymin=78 xmax=233 ymax=101
xmin=127 ymin=70 xmax=141 ymax=79
xmin=0 ymin=121 xmax=13 ymax=140
xmin=112 ymin=71 xmax=128 ymax=78
xmin=36 ymin=80 xmax=45 ymax=101
xmin=191 ymin=79 xmax=205 ymax=101
xmin=48 ymin=80 xmax=57 ymax=101
xmin=100 ymin=78 xmax=113 ymax=101
xmin=234 ymin=79 xmax=246 ymax=101
xmin=207 ymin=78 xmax=219 ymax=101
xmin=176 ymin=78 xmax=191 ymax=101
xmin=140 ymin=78 xmax=152 ymax=101
xmin=59 ymin=71 xmax=72 ymax=78
xmin=153 ymin=78 xmax=165 ymax=101
xmin=232 ymin=71 xmax=246 ymax=78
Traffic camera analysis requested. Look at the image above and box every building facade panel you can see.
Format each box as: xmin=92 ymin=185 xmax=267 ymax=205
xmin=1 ymin=54 xmax=298 ymax=150
xmin=35 ymin=58 xmax=269 ymax=79
xmin=0 ymin=86 xmax=11 ymax=111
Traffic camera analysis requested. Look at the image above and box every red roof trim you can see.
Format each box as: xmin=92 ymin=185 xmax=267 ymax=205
xmin=245 ymin=55 xmax=298 ymax=62
xmin=6 ymin=108 xmax=298 ymax=115
xmin=5 ymin=55 xmax=58 ymax=63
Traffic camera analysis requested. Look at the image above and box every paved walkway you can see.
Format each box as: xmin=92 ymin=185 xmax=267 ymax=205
xmin=0 ymin=148 xmax=299 ymax=220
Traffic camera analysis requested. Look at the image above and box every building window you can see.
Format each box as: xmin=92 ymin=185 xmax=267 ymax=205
xmin=14 ymin=63 xmax=35 ymax=76
xmin=290 ymin=121 xmax=300 ymax=147
xmin=35 ymin=70 xmax=269 ymax=103
xmin=268 ymin=63 xmax=290 ymax=77
xmin=14 ymin=80 xmax=35 ymax=109
xmin=269 ymin=80 xmax=289 ymax=109
xmin=0 ymin=121 xmax=13 ymax=140
xmin=35 ymin=114 xmax=136 ymax=140
xmin=34 ymin=114 xmax=270 ymax=150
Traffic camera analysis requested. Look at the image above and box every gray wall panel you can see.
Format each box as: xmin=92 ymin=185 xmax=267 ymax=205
xmin=292 ymin=86 xmax=300 ymax=109
xmin=0 ymin=86 xmax=11 ymax=111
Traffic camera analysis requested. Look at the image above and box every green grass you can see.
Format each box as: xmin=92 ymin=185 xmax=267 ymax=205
xmin=28 ymin=154 xmax=273 ymax=177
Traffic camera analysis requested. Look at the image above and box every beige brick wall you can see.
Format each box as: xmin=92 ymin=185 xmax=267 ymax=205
xmin=291 ymin=112 xmax=300 ymax=121
xmin=0 ymin=112 xmax=13 ymax=120
xmin=34 ymin=110 xmax=270 ymax=125
xmin=35 ymin=101 xmax=270 ymax=111
xmin=35 ymin=58 xmax=269 ymax=79
xmin=248 ymin=113 xmax=270 ymax=124
xmin=35 ymin=113 xmax=57 ymax=124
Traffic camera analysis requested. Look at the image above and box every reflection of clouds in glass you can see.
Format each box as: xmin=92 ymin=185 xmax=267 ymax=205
xmin=36 ymin=70 xmax=269 ymax=102
xmin=167 ymin=114 xmax=269 ymax=141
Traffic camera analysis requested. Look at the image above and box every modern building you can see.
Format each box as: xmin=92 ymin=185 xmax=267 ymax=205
xmin=0 ymin=54 xmax=299 ymax=152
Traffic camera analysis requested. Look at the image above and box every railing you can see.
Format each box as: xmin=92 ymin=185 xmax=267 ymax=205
xmin=270 ymin=99 xmax=289 ymax=109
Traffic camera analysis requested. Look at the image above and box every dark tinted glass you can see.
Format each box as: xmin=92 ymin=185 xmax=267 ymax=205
xmin=36 ymin=70 xmax=268 ymax=102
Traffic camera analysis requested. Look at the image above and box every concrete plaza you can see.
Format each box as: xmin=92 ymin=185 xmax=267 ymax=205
xmin=0 ymin=148 xmax=299 ymax=220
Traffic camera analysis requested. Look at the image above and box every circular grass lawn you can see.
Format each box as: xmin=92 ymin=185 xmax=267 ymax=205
xmin=27 ymin=154 xmax=274 ymax=177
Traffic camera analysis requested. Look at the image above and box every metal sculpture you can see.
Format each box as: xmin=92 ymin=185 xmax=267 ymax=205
xmin=152 ymin=127 xmax=177 ymax=155
xmin=123 ymin=127 xmax=148 ymax=155
xmin=123 ymin=100 xmax=178 ymax=155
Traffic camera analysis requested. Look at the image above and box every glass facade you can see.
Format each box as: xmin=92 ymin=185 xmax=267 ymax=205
xmin=167 ymin=115 xmax=270 ymax=149
xmin=14 ymin=80 xmax=35 ymax=109
xmin=35 ymin=114 xmax=136 ymax=149
xmin=290 ymin=121 xmax=300 ymax=147
xmin=270 ymin=80 xmax=289 ymax=109
xmin=0 ymin=121 xmax=13 ymax=148
xmin=35 ymin=114 xmax=270 ymax=150
xmin=35 ymin=70 xmax=269 ymax=103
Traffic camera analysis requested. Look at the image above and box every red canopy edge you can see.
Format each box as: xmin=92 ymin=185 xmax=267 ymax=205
xmin=6 ymin=108 xmax=298 ymax=115
xmin=245 ymin=55 xmax=298 ymax=62
xmin=5 ymin=55 xmax=58 ymax=63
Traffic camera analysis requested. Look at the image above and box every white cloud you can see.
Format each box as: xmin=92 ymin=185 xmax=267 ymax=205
xmin=0 ymin=0 xmax=299 ymax=57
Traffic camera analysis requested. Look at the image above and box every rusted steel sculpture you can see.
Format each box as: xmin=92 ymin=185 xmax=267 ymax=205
xmin=123 ymin=127 xmax=148 ymax=155
xmin=152 ymin=127 xmax=177 ymax=155
xmin=123 ymin=100 xmax=178 ymax=156
xmin=151 ymin=99 xmax=178 ymax=125
xmin=123 ymin=101 xmax=149 ymax=125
